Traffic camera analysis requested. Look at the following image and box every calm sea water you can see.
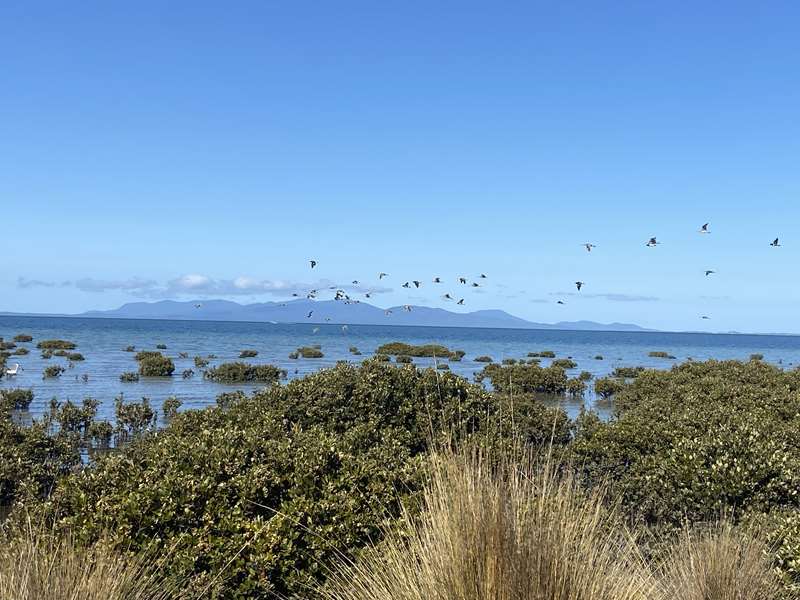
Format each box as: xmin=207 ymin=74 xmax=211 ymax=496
xmin=2 ymin=315 xmax=800 ymax=423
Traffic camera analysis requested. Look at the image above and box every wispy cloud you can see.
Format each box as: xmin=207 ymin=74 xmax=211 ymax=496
xmin=549 ymin=292 xmax=660 ymax=302
xmin=19 ymin=274 xmax=392 ymax=299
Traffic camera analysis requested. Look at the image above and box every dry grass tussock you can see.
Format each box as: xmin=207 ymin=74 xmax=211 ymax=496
xmin=0 ymin=520 xmax=191 ymax=600
xmin=319 ymin=450 xmax=659 ymax=600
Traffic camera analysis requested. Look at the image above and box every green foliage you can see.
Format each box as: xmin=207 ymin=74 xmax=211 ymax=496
xmin=1 ymin=389 xmax=34 ymax=410
xmin=42 ymin=362 xmax=500 ymax=597
xmin=395 ymin=355 xmax=413 ymax=364
xmin=0 ymin=341 xmax=17 ymax=351
xmin=593 ymin=377 xmax=623 ymax=399
xmin=181 ymin=369 xmax=194 ymax=379
xmin=134 ymin=350 xmax=162 ymax=362
xmin=648 ymin=351 xmax=676 ymax=359
xmin=501 ymin=358 xmax=517 ymax=365
xmin=529 ymin=350 xmax=556 ymax=358
xmin=238 ymin=349 xmax=258 ymax=358
xmin=476 ymin=363 xmax=569 ymax=395
xmin=297 ymin=346 xmax=324 ymax=358
xmin=349 ymin=346 xmax=361 ymax=355
xmin=114 ymin=396 xmax=157 ymax=442
xmin=55 ymin=351 xmax=84 ymax=361
xmin=552 ymin=358 xmax=577 ymax=369
xmin=138 ymin=354 xmax=175 ymax=377
xmin=13 ymin=334 xmax=33 ymax=343
xmin=373 ymin=354 xmax=391 ymax=362
xmin=12 ymin=347 xmax=29 ymax=356
xmin=436 ymin=363 xmax=450 ymax=370
xmin=40 ymin=349 xmax=53 ymax=359
xmin=566 ymin=378 xmax=586 ymax=396
xmin=193 ymin=356 xmax=209 ymax=369
xmin=162 ymin=396 xmax=182 ymax=423
xmin=36 ymin=340 xmax=76 ymax=350
xmin=204 ymin=362 xmax=287 ymax=383
xmin=119 ymin=372 xmax=139 ymax=383
xmin=288 ymin=351 xmax=299 ymax=359
xmin=474 ymin=355 xmax=493 ymax=363
xmin=375 ymin=342 xmax=461 ymax=359
xmin=750 ymin=353 xmax=765 ymax=361
xmin=43 ymin=365 xmax=65 ymax=379
xmin=124 ymin=345 xmax=135 ymax=352
xmin=578 ymin=370 xmax=593 ymax=381
xmin=612 ymin=366 xmax=646 ymax=379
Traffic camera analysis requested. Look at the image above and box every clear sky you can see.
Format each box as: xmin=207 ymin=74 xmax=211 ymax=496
xmin=2 ymin=2 xmax=800 ymax=332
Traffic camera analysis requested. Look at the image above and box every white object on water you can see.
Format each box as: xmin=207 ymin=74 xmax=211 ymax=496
xmin=5 ymin=363 xmax=21 ymax=376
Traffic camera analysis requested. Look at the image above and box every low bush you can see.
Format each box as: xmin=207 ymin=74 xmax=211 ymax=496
xmin=593 ymin=377 xmax=623 ymax=399
xmin=162 ymin=396 xmax=182 ymax=422
xmin=204 ymin=362 xmax=286 ymax=383
xmin=42 ymin=366 xmax=65 ymax=379
xmin=12 ymin=348 xmax=29 ymax=356
xmin=1 ymin=389 xmax=34 ymax=410
xmin=529 ymin=350 xmax=556 ymax=358
xmin=436 ymin=363 xmax=450 ymax=370
xmin=193 ymin=356 xmax=209 ymax=369
xmin=594 ymin=355 xmax=604 ymax=360
xmin=138 ymin=354 xmax=175 ymax=377
xmin=612 ymin=366 xmax=646 ymax=379
xmin=578 ymin=370 xmax=593 ymax=381
xmin=124 ymin=345 xmax=136 ymax=352
xmin=375 ymin=342 xmax=461 ymax=359
xmin=566 ymin=378 xmax=586 ymax=396
xmin=750 ymin=353 xmax=765 ymax=361
xmin=181 ymin=369 xmax=194 ymax=379
xmin=238 ymin=350 xmax=258 ymax=358
xmin=0 ymin=341 xmax=16 ymax=351
xmin=395 ymin=355 xmax=413 ymax=364
xmin=648 ymin=351 xmax=676 ymax=359
xmin=40 ymin=350 xmax=53 ymax=359
xmin=297 ymin=346 xmax=324 ymax=358
xmin=552 ymin=358 xmax=577 ymax=369
xmin=36 ymin=340 xmax=76 ymax=350
xmin=119 ymin=372 xmax=139 ymax=383
xmin=501 ymin=358 xmax=517 ymax=365
xmin=288 ymin=352 xmax=299 ymax=359
xmin=474 ymin=355 xmax=493 ymax=363
xmin=135 ymin=351 xmax=162 ymax=362
xmin=476 ymin=363 xmax=569 ymax=395
xmin=12 ymin=334 xmax=33 ymax=343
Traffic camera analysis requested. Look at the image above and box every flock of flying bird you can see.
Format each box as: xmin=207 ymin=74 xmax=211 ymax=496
xmin=193 ymin=222 xmax=783 ymax=323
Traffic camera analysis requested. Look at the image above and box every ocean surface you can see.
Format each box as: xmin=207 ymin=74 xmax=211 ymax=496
xmin=2 ymin=315 xmax=800 ymax=423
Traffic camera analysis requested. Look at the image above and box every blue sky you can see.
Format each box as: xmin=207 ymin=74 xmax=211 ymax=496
xmin=2 ymin=2 xmax=800 ymax=332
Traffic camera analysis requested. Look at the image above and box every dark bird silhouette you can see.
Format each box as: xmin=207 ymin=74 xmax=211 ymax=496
xmin=480 ymin=274 xmax=487 ymax=279
xmin=557 ymin=300 xmax=566 ymax=305
xmin=413 ymin=280 xmax=421 ymax=288
xmin=403 ymin=305 xmax=412 ymax=312
xmin=365 ymin=292 xmax=371 ymax=298
xmin=385 ymin=309 xmax=392 ymax=316
xmin=457 ymin=299 xmax=464 ymax=305
xmin=701 ymin=315 xmax=710 ymax=319
xmin=459 ymin=277 xmax=467 ymax=284
xmin=704 ymin=270 xmax=715 ymax=276
xmin=699 ymin=223 xmax=710 ymax=234
xmin=292 ymin=293 xmax=300 ymax=297
xmin=443 ymin=293 xmax=453 ymax=300
xmin=771 ymin=238 xmax=781 ymax=247
xmin=352 ymin=280 xmax=359 ymax=285
xmin=575 ymin=281 xmax=584 ymax=291
xmin=471 ymin=282 xmax=480 ymax=287
xmin=379 ymin=272 xmax=388 ymax=279
xmin=309 ymin=260 xmax=317 ymax=268
xmin=307 ymin=311 xmax=313 ymax=318
xmin=402 ymin=282 xmax=411 ymax=288
xmin=433 ymin=277 xmax=441 ymax=283
xmin=583 ymin=243 xmax=597 ymax=252
xmin=646 ymin=237 xmax=660 ymax=247
xmin=194 ymin=303 xmax=202 ymax=308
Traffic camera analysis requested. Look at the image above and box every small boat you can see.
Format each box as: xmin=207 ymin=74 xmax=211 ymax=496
xmin=5 ymin=363 xmax=21 ymax=376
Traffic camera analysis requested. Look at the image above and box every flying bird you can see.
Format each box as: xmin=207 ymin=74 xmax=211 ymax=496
xmin=403 ymin=305 xmax=412 ymax=312
xmin=457 ymin=299 xmax=464 ymax=305
xmin=352 ymin=280 xmax=359 ymax=285
xmin=479 ymin=274 xmax=487 ymax=279
xmin=459 ymin=277 xmax=467 ymax=284
xmin=575 ymin=281 xmax=584 ymax=291
xmin=307 ymin=311 xmax=314 ymax=318
xmin=704 ymin=270 xmax=715 ymax=276
xmin=771 ymin=238 xmax=781 ymax=247
xmin=402 ymin=282 xmax=411 ymax=288
xmin=379 ymin=272 xmax=388 ymax=279
xmin=412 ymin=280 xmax=421 ymax=288
xmin=433 ymin=277 xmax=441 ymax=283
xmin=557 ymin=300 xmax=566 ymax=305
xmin=583 ymin=243 xmax=597 ymax=252
xmin=443 ymin=293 xmax=453 ymax=300
xmin=646 ymin=237 xmax=660 ymax=247
xmin=699 ymin=223 xmax=710 ymax=234
xmin=471 ymin=282 xmax=480 ymax=288
xmin=309 ymin=260 xmax=317 ymax=268
xmin=194 ymin=303 xmax=202 ymax=308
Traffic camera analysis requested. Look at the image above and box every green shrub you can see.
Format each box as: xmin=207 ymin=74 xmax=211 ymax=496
xmin=40 ymin=350 xmax=53 ymax=360
xmin=349 ymin=346 xmax=361 ymax=355
xmin=43 ymin=365 xmax=65 ymax=378
xmin=138 ymin=354 xmax=175 ymax=377
xmin=501 ymin=358 xmax=517 ymax=365
xmin=593 ymin=377 xmax=623 ymax=399
xmin=36 ymin=340 xmax=76 ymax=350
xmin=162 ymin=396 xmax=182 ymax=422
xmin=375 ymin=342 xmax=460 ymax=359
xmin=534 ymin=350 xmax=556 ymax=358
xmin=612 ymin=366 xmax=646 ymax=379
xmin=135 ymin=350 xmax=162 ymax=362
xmin=193 ymin=356 xmax=209 ymax=369
xmin=566 ymin=378 xmax=587 ymax=396
xmin=373 ymin=354 xmax=391 ymax=362
xmin=124 ymin=345 xmax=136 ymax=352
xmin=12 ymin=347 xmax=29 ymax=356
xmin=436 ymin=363 xmax=450 ymax=370
xmin=750 ymin=353 xmax=765 ymax=361
xmin=182 ymin=369 xmax=194 ymax=379
xmin=119 ymin=372 xmax=140 ymax=383
xmin=41 ymin=362 xmax=501 ymax=597
xmin=239 ymin=349 xmax=258 ymax=358
xmin=115 ymin=396 xmax=156 ymax=442
xmin=1 ymin=389 xmax=34 ymax=410
xmin=12 ymin=334 xmax=33 ymax=343
xmin=65 ymin=352 xmax=84 ymax=362
xmin=474 ymin=356 xmax=493 ymax=363
xmin=297 ymin=346 xmax=324 ymax=358
xmin=578 ymin=370 xmax=593 ymax=381
xmin=0 ymin=341 xmax=16 ymax=351
xmin=395 ymin=355 xmax=413 ymax=364
xmin=648 ymin=351 xmax=675 ymax=359
xmin=204 ymin=362 xmax=286 ymax=383
xmin=552 ymin=358 xmax=577 ymax=369
xmin=476 ymin=363 xmax=568 ymax=395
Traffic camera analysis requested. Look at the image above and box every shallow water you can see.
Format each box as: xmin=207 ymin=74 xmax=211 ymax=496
xmin=2 ymin=315 xmax=799 ymax=423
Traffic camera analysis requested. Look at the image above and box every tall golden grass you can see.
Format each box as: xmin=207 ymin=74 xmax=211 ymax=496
xmin=319 ymin=450 xmax=783 ymax=600
xmin=0 ymin=520 xmax=189 ymax=600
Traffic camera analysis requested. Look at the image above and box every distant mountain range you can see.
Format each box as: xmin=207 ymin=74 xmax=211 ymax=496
xmin=16 ymin=299 xmax=658 ymax=332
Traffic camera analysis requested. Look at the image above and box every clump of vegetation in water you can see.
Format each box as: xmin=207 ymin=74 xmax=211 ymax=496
xmin=349 ymin=346 xmax=361 ymax=355
xmin=501 ymin=358 xmax=517 ymax=365
xmin=297 ymin=346 xmax=324 ymax=358
xmin=395 ymin=355 xmax=413 ymax=364
xmin=552 ymin=358 xmax=577 ymax=369
xmin=12 ymin=347 xmax=29 ymax=356
xmin=239 ymin=349 xmax=258 ymax=358
xmin=13 ymin=334 xmax=33 ymax=343
xmin=216 ymin=390 xmax=246 ymax=409
xmin=156 ymin=344 xmax=167 ymax=350
xmin=114 ymin=396 xmax=156 ymax=444
xmin=288 ymin=351 xmax=299 ymax=360
xmin=594 ymin=354 xmax=604 ymax=360
xmin=124 ymin=345 xmax=135 ymax=352
xmin=528 ymin=350 xmax=556 ymax=358
xmin=1 ymin=388 xmax=34 ymax=410
xmin=612 ymin=366 xmax=646 ymax=379
xmin=578 ymin=370 xmax=593 ymax=381
xmin=36 ymin=340 xmax=76 ymax=350
xmin=204 ymin=362 xmax=287 ymax=383
xmin=194 ymin=356 xmax=209 ymax=369
xmin=474 ymin=355 xmax=493 ymax=363
xmin=40 ymin=349 xmax=53 ymax=359
xmin=178 ymin=352 xmax=189 ymax=359
xmin=648 ymin=351 xmax=676 ymax=359
xmin=750 ymin=353 xmax=764 ymax=361
xmin=54 ymin=351 xmax=84 ymax=361
xmin=372 ymin=354 xmax=391 ymax=362
xmin=593 ymin=376 xmax=624 ymax=399
xmin=0 ymin=341 xmax=16 ymax=351
xmin=134 ymin=350 xmax=161 ymax=362
xmin=138 ymin=353 xmax=175 ymax=377
xmin=162 ymin=396 xmax=182 ymax=423
xmin=119 ymin=372 xmax=140 ymax=383
xmin=375 ymin=342 xmax=463 ymax=359
xmin=566 ymin=377 xmax=586 ymax=396
xmin=436 ymin=363 xmax=450 ymax=370
xmin=476 ymin=363 xmax=569 ymax=395
xmin=182 ymin=369 xmax=194 ymax=379
xmin=43 ymin=365 xmax=65 ymax=378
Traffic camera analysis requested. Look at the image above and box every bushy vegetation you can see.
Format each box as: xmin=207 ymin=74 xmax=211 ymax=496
xmin=156 ymin=344 xmax=167 ymax=350
xmin=12 ymin=334 xmax=33 ymax=343
xmin=552 ymin=358 xmax=577 ymax=369
xmin=593 ymin=376 xmax=623 ymax=399
xmin=36 ymin=340 xmax=76 ymax=350
xmin=54 ymin=351 xmax=84 ymax=361
xmin=193 ymin=356 xmax=209 ymax=369
xmin=529 ymin=350 xmax=556 ymax=358
xmin=1 ymin=389 xmax=34 ymax=410
xmin=474 ymin=355 xmax=493 ymax=363
xmin=476 ymin=362 xmax=569 ymax=394
xmin=137 ymin=353 xmax=175 ymax=377
xmin=162 ymin=396 xmax=182 ymax=422
xmin=42 ymin=365 xmax=65 ymax=379
xmin=297 ymin=346 xmax=324 ymax=358
xmin=395 ymin=355 xmax=413 ymax=364
xmin=12 ymin=347 xmax=29 ymax=356
xmin=238 ymin=349 xmax=258 ymax=358
xmin=648 ymin=350 xmax=676 ymax=359
xmin=612 ymin=366 xmax=647 ymax=378
xmin=119 ymin=372 xmax=140 ymax=383
xmin=375 ymin=342 xmax=464 ymax=359
xmin=203 ymin=362 xmax=287 ymax=383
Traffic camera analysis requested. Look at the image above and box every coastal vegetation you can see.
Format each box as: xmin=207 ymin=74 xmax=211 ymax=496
xmin=476 ymin=362 xmax=569 ymax=395
xmin=12 ymin=334 xmax=32 ymax=343
xmin=36 ymin=340 xmax=76 ymax=350
xmin=375 ymin=342 xmax=464 ymax=360
xmin=137 ymin=353 xmax=175 ymax=377
xmin=297 ymin=346 xmax=324 ymax=358
xmin=203 ymin=362 xmax=287 ymax=383
xmin=238 ymin=349 xmax=258 ymax=358
xmin=42 ymin=365 xmax=65 ymax=378
xmin=1 ymin=389 xmax=33 ymax=410
xmin=119 ymin=372 xmax=140 ymax=383
xmin=648 ymin=350 xmax=676 ymax=359
xmin=474 ymin=355 xmax=493 ymax=362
